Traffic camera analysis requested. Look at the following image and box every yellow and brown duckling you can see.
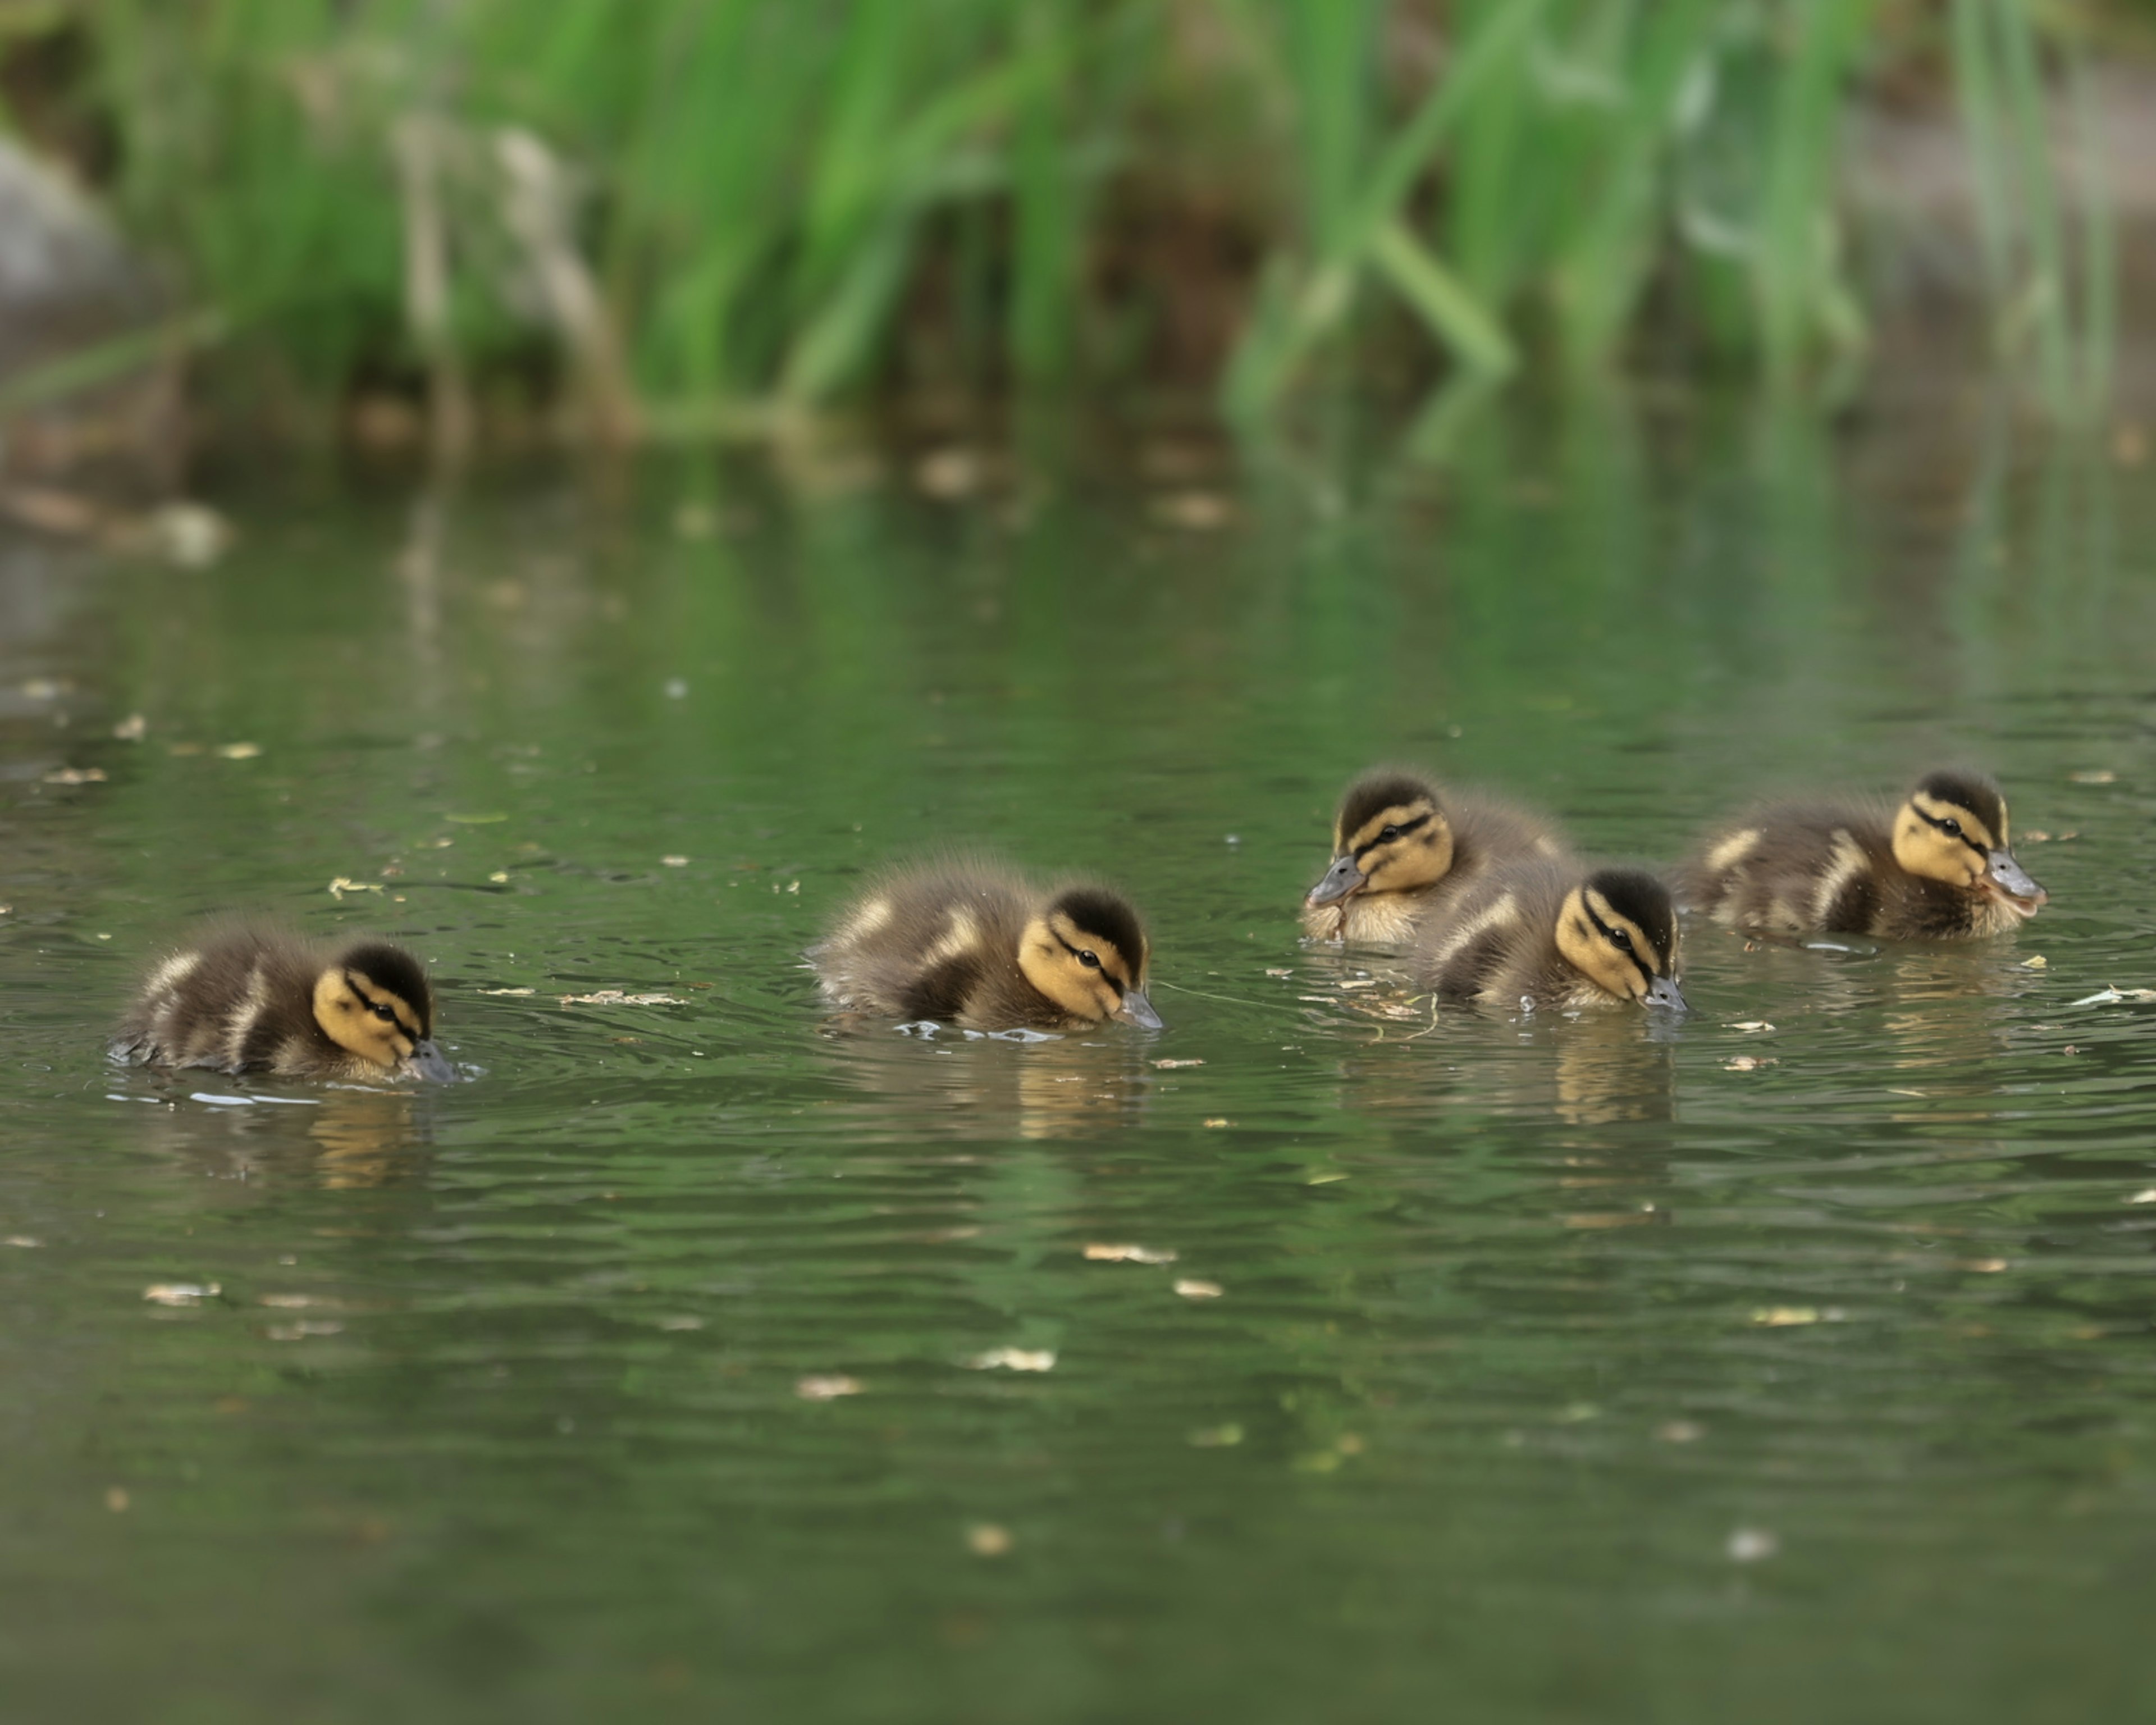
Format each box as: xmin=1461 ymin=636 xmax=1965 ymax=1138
xmin=1303 ymin=768 xmax=1566 ymax=945
xmin=811 ymin=860 xmax=1161 ymax=1032
xmin=1411 ymin=860 xmax=1688 ymax=1013
xmin=116 ymin=924 xmax=454 ymax=1083
xmin=1680 ymin=769 xmax=2047 ymax=941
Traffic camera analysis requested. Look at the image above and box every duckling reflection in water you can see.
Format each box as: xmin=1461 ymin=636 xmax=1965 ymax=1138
xmin=1682 ymin=769 xmax=2047 ymax=941
xmin=810 ymin=859 xmax=1161 ymax=1032
xmin=1412 ymin=861 xmax=1687 ymax=1013
xmin=822 ymin=1025 xmax=1154 ymax=1140
xmin=1304 ymin=768 xmax=1567 ymax=946
xmin=129 ymin=1086 xmax=435 ymax=1189
xmin=116 ymin=924 xmax=454 ymax=1083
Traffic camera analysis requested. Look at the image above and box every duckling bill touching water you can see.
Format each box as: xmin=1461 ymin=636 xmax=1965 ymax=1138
xmin=811 ymin=861 xmax=1160 ymax=1032
xmin=1303 ymin=768 xmax=1566 ymax=945
xmin=1412 ymin=861 xmax=1687 ymax=1013
xmin=117 ymin=925 xmax=454 ymax=1083
xmin=1681 ymin=769 xmax=2047 ymax=941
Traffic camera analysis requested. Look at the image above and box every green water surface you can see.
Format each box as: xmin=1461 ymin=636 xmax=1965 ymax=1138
xmin=3 ymin=396 xmax=2154 ymax=1723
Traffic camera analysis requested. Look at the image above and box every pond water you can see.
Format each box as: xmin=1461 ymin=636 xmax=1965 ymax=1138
xmin=2 ymin=393 xmax=2154 ymax=1723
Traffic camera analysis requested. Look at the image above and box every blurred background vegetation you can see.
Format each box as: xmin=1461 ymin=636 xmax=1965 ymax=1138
xmin=0 ymin=0 xmax=2145 ymax=449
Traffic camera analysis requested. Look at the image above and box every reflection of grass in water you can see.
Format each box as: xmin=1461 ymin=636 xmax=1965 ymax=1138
xmin=10 ymin=0 xmax=2107 ymax=424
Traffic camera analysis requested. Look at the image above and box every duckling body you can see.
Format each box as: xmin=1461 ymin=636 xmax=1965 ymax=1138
xmin=1410 ymin=860 xmax=1687 ymax=1013
xmin=1681 ymin=771 xmax=2047 ymax=941
xmin=116 ymin=924 xmax=453 ymax=1083
xmin=1302 ymin=769 xmax=1567 ymax=945
xmin=811 ymin=860 xmax=1160 ymax=1032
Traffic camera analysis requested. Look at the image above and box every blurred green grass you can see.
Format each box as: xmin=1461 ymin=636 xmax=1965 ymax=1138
xmin=0 ymin=0 xmax=2126 ymax=432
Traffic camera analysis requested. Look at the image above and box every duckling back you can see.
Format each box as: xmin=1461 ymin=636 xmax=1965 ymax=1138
xmin=811 ymin=862 xmax=1035 ymax=1025
xmin=812 ymin=860 xmax=1160 ymax=1030
xmin=120 ymin=928 xmax=314 ymax=1074
xmin=1411 ymin=860 xmax=1685 ymax=1012
xmin=1682 ymin=799 xmax=1896 ymax=934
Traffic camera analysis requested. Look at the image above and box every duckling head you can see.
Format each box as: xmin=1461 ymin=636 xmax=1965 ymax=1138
xmin=311 ymin=942 xmax=456 ymax=1080
xmin=1018 ymin=888 xmax=1162 ymax=1029
xmin=1307 ymin=772 xmax=1455 ymax=908
xmin=1556 ymin=869 xmax=1687 ymax=1010
xmin=1890 ymin=771 xmax=2047 ymax=917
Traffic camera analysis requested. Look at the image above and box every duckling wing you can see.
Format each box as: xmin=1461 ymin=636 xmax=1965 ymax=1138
xmin=812 ymin=864 xmax=1033 ymax=1020
xmin=1684 ymin=801 xmax=1894 ymax=934
xmin=118 ymin=927 xmax=323 ymax=1073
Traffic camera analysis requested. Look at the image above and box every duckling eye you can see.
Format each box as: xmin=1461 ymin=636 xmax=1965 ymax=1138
xmin=1378 ymin=824 xmax=1401 ymax=842
xmin=1077 ymin=950 xmax=1101 ymax=970
xmin=1938 ymin=818 xmax=1962 ymax=837
xmin=369 ymin=1002 xmax=398 ymax=1023
xmin=1609 ymin=929 xmax=1634 ymax=952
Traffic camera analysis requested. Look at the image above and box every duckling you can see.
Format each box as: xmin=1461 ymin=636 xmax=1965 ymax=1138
xmin=1680 ymin=769 xmax=2048 ymax=941
xmin=811 ymin=860 xmax=1161 ymax=1031
xmin=1303 ymin=768 xmax=1567 ymax=944
xmin=1410 ymin=860 xmax=1688 ymax=1012
xmin=116 ymin=924 xmax=454 ymax=1083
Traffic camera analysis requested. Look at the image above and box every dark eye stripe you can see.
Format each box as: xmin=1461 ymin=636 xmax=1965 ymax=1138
xmin=1916 ymin=806 xmax=1988 ymax=854
xmin=1354 ymin=813 xmax=1430 ymax=860
xmin=1580 ymin=898 xmax=1655 ymax=984
xmin=347 ymin=973 xmax=423 ymax=1037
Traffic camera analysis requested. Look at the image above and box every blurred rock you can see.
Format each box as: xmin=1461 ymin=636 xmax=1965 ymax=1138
xmin=0 ymin=138 xmax=168 ymax=481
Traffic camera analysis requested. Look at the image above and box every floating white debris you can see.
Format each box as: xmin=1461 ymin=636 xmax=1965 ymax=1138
xmin=965 ymin=1522 xmax=1013 ymax=1557
xmin=190 ymin=1093 xmax=253 ymax=1107
xmin=266 ymin=1321 xmax=343 ymax=1341
xmin=1152 ymin=1058 xmax=1204 ymax=1069
xmin=327 ymin=877 xmax=384 ymax=900
xmin=112 ymin=713 xmax=147 ymax=742
xmin=1656 ymin=1420 xmax=1705 ymax=1444
xmin=1727 ymin=1527 xmax=1779 ymax=1563
xmin=660 ymin=855 xmax=688 ymax=868
xmin=2127 ymin=1189 xmax=2156 ymax=1204
xmin=2068 ymin=769 xmax=2117 ymax=784
xmin=1729 ymin=1021 xmax=1775 ymax=1033
xmin=558 ymin=990 xmax=687 ymax=1007
xmin=1084 ymin=1243 xmax=1177 ymax=1265
xmin=143 ymin=1283 xmax=219 ymax=1306
xmin=478 ymin=987 xmax=535 ymax=997
xmin=42 ymin=767 xmax=106 ymax=785
xmin=1153 ymin=490 xmax=1233 ymax=530
xmin=967 ymin=1347 xmax=1056 ymax=1372
xmin=1751 ymin=1306 xmax=1818 ymax=1326
xmin=655 ymin=1315 xmax=704 ymax=1332
xmin=2073 ymin=987 xmax=2156 ymax=1007
xmin=1173 ymin=1279 xmax=1223 ymax=1299
xmin=796 ymin=1373 xmax=861 ymax=1400
xmin=216 ymin=742 xmax=261 ymax=760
